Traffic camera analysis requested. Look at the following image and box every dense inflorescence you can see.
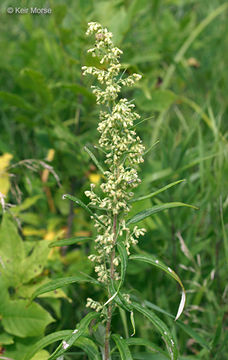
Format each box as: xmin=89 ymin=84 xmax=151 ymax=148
xmin=82 ymin=22 xmax=146 ymax=311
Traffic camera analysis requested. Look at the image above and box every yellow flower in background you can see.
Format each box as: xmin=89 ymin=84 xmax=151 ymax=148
xmin=0 ymin=153 xmax=13 ymax=196
xmin=89 ymin=173 xmax=101 ymax=184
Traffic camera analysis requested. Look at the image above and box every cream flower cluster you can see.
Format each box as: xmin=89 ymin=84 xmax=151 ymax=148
xmin=82 ymin=23 xmax=146 ymax=308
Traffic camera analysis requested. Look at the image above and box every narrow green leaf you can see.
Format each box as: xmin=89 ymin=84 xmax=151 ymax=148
xmin=127 ymin=202 xmax=197 ymax=225
xmin=112 ymin=334 xmax=133 ymax=360
xmin=48 ymin=312 xmax=100 ymax=360
xmin=144 ymin=300 xmax=210 ymax=350
xmin=84 ymin=145 xmax=105 ymax=174
xmin=132 ymin=302 xmax=178 ymax=360
xmin=130 ymin=180 xmax=185 ymax=203
xmin=30 ymin=275 xmax=99 ymax=302
xmin=24 ymin=330 xmax=72 ymax=360
xmin=49 ymin=237 xmax=92 ymax=248
xmin=125 ymin=338 xmax=169 ymax=358
xmin=62 ymin=194 xmax=106 ymax=227
xmin=129 ymin=254 xmax=186 ymax=320
xmin=74 ymin=336 xmax=101 ymax=360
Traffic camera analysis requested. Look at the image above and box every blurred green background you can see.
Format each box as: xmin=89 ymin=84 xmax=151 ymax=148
xmin=0 ymin=0 xmax=227 ymax=359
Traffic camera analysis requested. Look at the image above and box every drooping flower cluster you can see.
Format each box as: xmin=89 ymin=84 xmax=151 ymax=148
xmin=82 ymin=23 xmax=146 ymax=304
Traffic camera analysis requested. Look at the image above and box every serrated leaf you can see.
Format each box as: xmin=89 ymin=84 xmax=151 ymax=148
xmin=130 ymin=254 xmax=186 ymax=320
xmin=132 ymin=302 xmax=178 ymax=360
xmin=84 ymin=146 xmax=105 ymax=175
xmin=130 ymin=180 xmax=185 ymax=203
xmin=62 ymin=194 xmax=106 ymax=227
xmin=127 ymin=202 xmax=197 ymax=225
xmin=30 ymin=275 xmax=99 ymax=302
xmin=49 ymin=237 xmax=92 ymax=248
xmin=48 ymin=312 xmax=100 ymax=360
xmin=112 ymin=334 xmax=133 ymax=360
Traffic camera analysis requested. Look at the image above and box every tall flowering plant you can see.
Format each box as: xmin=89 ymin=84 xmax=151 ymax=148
xmin=29 ymin=22 xmax=196 ymax=360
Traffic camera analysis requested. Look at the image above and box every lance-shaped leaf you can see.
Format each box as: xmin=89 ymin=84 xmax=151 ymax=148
xmin=129 ymin=254 xmax=186 ymax=320
xmin=127 ymin=202 xmax=197 ymax=225
xmin=132 ymin=302 xmax=178 ymax=360
xmin=130 ymin=180 xmax=185 ymax=203
xmin=112 ymin=334 xmax=133 ymax=360
xmin=49 ymin=237 xmax=92 ymax=248
xmin=125 ymin=338 xmax=169 ymax=358
xmin=144 ymin=300 xmax=210 ymax=350
xmin=73 ymin=336 xmax=101 ymax=360
xmin=84 ymin=145 xmax=105 ymax=175
xmin=30 ymin=275 xmax=100 ymax=302
xmin=48 ymin=312 xmax=100 ymax=360
xmin=24 ymin=330 xmax=72 ymax=360
xmin=62 ymin=194 xmax=106 ymax=227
